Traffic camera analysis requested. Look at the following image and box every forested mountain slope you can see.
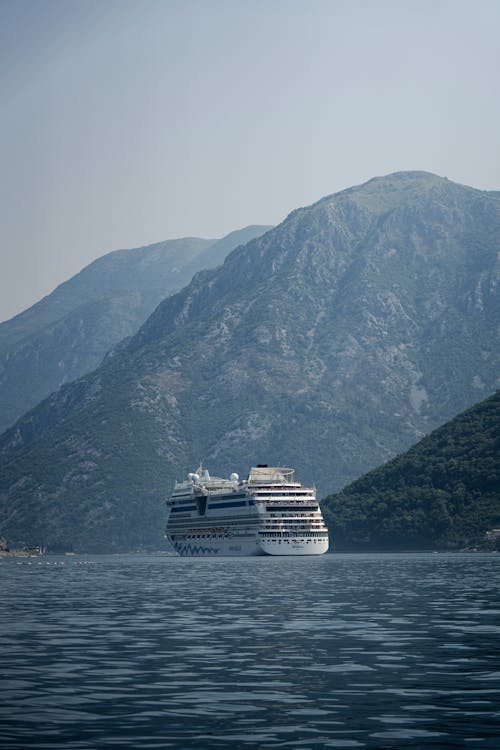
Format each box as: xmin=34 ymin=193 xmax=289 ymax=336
xmin=322 ymin=390 xmax=500 ymax=551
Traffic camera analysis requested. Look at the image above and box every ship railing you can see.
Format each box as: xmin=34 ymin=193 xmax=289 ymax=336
xmin=254 ymin=499 xmax=317 ymax=506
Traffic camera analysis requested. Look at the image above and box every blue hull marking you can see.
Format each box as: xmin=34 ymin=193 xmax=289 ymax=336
xmin=174 ymin=541 xmax=220 ymax=556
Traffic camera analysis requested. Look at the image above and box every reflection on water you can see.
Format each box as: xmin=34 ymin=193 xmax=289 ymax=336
xmin=1 ymin=553 xmax=499 ymax=748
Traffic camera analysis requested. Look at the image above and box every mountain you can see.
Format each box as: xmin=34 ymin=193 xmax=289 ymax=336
xmin=0 ymin=226 xmax=271 ymax=432
xmin=322 ymin=390 xmax=500 ymax=551
xmin=0 ymin=171 xmax=499 ymax=551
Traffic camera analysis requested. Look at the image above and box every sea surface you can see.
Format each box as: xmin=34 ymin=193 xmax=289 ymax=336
xmin=1 ymin=553 xmax=499 ymax=749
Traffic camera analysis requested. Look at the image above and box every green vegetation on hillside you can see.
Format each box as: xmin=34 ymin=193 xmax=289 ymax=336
xmin=322 ymin=391 xmax=500 ymax=551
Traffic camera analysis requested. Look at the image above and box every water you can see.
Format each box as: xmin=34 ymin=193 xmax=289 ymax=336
xmin=1 ymin=553 xmax=499 ymax=749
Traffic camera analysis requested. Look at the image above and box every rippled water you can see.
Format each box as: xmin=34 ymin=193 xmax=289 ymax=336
xmin=1 ymin=553 xmax=499 ymax=749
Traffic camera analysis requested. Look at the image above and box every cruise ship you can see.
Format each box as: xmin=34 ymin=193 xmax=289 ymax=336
xmin=165 ymin=464 xmax=329 ymax=556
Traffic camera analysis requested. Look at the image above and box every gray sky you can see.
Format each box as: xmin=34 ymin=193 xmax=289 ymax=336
xmin=1 ymin=0 xmax=499 ymax=322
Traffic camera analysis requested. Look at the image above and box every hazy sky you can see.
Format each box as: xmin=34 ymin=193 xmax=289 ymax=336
xmin=1 ymin=0 xmax=499 ymax=321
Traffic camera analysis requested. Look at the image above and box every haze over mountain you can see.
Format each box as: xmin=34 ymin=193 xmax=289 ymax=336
xmin=322 ymin=390 xmax=500 ymax=551
xmin=0 ymin=226 xmax=270 ymax=433
xmin=0 ymin=172 xmax=498 ymax=552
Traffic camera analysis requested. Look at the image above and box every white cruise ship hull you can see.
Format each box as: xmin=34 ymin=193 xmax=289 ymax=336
xmin=170 ymin=535 xmax=329 ymax=557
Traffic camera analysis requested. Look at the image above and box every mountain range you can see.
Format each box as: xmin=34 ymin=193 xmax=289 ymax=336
xmin=0 ymin=171 xmax=498 ymax=551
xmin=0 ymin=226 xmax=270 ymax=433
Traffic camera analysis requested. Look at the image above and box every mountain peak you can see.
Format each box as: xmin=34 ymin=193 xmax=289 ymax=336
xmin=314 ymin=170 xmax=474 ymax=215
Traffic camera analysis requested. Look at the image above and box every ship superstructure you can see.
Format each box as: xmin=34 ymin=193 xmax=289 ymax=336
xmin=165 ymin=464 xmax=329 ymax=556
